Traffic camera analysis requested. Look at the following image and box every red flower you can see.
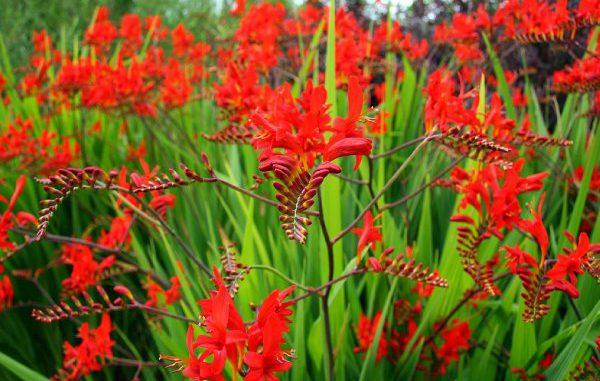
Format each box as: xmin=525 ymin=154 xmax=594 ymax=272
xmin=85 ymin=6 xmax=118 ymax=51
xmin=185 ymin=268 xmax=295 ymax=380
xmin=185 ymin=269 xmax=248 ymax=380
xmin=57 ymin=314 xmax=114 ymax=380
xmin=172 ymin=23 xmax=194 ymax=57
xmin=518 ymin=194 xmax=549 ymax=262
xmin=149 ymin=194 xmax=177 ymax=217
xmin=97 ymin=215 xmax=132 ymax=249
xmin=354 ymin=312 xmax=388 ymax=361
xmin=546 ymin=233 xmax=597 ymax=298
xmin=251 ymin=76 xmax=372 ymax=170
xmin=61 ymin=243 xmax=115 ymax=294
xmin=0 ymin=275 xmax=13 ymax=312
xmin=119 ymin=14 xmax=142 ymax=55
xmin=504 ymin=245 xmax=538 ymax=274
xmin=434 ymin=320 xmax=471 ymax=374
xmin=0 ymin=175 xmax=27 ymax=251
xmin=352 ymin=211 xmax=383 ymax=262
xmin=244 ymin=314 xmax=293 ymax=381
xmin=145 ymin=276 xmax=182 ymax=308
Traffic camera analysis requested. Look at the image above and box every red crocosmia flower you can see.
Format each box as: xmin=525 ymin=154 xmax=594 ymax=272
xmin=172 ymin=23 xmax=194 ymax=57
xmin=546 ymin=233 xmax=598 ymax=298
xmin=539 ymin=352 xmax=554 ymax=369
xmin=85 ymin=6 xmax=118 ymax=52
xmin=61 ymin=243 xmax=116 ymax=294
xmin=119 ymin=14 xmax=142 ymax=55
xmin=160 ymin=60 xmax=192 ymax=108
xmin=504 ymin=245 xmax=538 ymax=274
xmin=0 ymin=274 xmax=13 ymax=312
xmin=97 ymin=214 xmax=132 ymax=249
xmin=57 ymin=314 xmax=114 ymax=380
xmin=434 ymin=320 xmax=471 ymax=375
xmin=185 ymin=268 xmax=248 ymax=379
xmin=149 ymin=194 xmax=177 ymax=218
xmin=230 ymin=0 xmax=246 ymax=16
xmin=244 ymin=314 xmax=293 ymax=381
xmin=145 ymin=276 xmax=182 ymax=308
xmin=354 ymin=312 xmax=388 ymax=362
xmin=0 ymin=175 xmax=27 ymax=251
xmin=351 ymin=211 xmax=383 ymax=262
xmin=252 ymin=77 xmax=372 ymax=171
xmin=488 ymin=160 xmax=547 ymax=232
xmin=251 ymin=286 xmax=295 ymax=334
xmin=234 ymin=3 xmax=285 ymax=71
xmin=32 ymin=29 xmax=52 ymax=53
xmin=184 ymin=269 xmax=295 ymax=380
xmin=518 ymin=194 xmax=549 ymax=262
xmin=322 ymin=137 xmax=372 ymax=169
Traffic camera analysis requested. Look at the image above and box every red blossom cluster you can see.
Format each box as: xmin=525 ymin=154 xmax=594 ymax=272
xmin=19 ymin=7 xmax=210 ymax=116
xmin=432 ymin=320 xmax=472 ymax=375
xmin=251 ymin=76 xmax=372 ymax=170
xmin=0 ymin=1 xmax=598 ymax=379
xmin=60 ymin=243 xmax=116 ymax=295
xmin=0 ymin=265 xmax=13 ymax=312
xmin=434 ymin=5 xmax=493 ymax=64
xmin=234 ymin=2 xmax=286 ymax=72
xmin=496 ymin=0 xmax=600 ymax=42
xmin=184 ymin=268 xmax=294 ymax=380
xmin=352 ymin=211 xmax=383 ymax=262
xmin=0 ymin=117 xmax=78 ymax=175
xmin=503 ymin=195 xmax=599 ymax=321
xmin=448 ymin=159 xmax=547 ymax=294
xmin=145 ymin=275 xmax=182 ymax=308
xmin=54 ymin=314 xmax=114 ymax=380
xmin=553 ymin=55 xmax=600 ymax=93
xmin=432 ymin=0 xmax=599 ymax=48
xmin=423 ymin=68 xmax=545 ymax=164
xmin=354 ymin=298 xmax=472 ymax=375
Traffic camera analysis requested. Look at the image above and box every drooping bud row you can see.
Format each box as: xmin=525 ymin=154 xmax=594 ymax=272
xmin=365 ymin=247 xmax=449 ymax=288
xmin=218 ymin=241 xmax=249 ymax=297
xmin=32 ymin=285 xmax=133 ymax=323
xmin=259 ymin=155 xmax=341 ymax=243
xmin=36 ymin=167 xmax=118 ymax=240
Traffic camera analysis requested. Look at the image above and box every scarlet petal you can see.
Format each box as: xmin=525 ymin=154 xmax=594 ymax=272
xmin=323 ymin=137 xmax=372 ymax=162
xmin=450 ymin=214 xmax=474 ymax=224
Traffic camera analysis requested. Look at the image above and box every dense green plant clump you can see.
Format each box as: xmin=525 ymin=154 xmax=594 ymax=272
xmin=0 ymin=0 xmax=599 ymax=380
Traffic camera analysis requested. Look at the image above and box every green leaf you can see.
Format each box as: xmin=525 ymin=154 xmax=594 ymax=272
xmin=545 ymin=300 xmax=600 ymax=381
xmin=0 ymin=352 xmax=49 ymax=381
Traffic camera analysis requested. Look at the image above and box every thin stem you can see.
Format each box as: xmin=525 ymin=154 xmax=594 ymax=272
xmin=333 ymin=173 xmax=368 ymax=185
xmin=122 ymin=191 xmax=211 ymax=276
xmin=216 ymin=177 xmax=318 ymax=217
xmin=370 ymin=134 xmax=440 ymax=160
xmin=289 ymin=269 xmax=364 ymax=304
xmin=111 ymin=357 xmax=160 ymax=367
xmin=249 ymin=264 xmax=311 ymax=291
xmin=367 ymin=157 xmax=377 ymax=204
xmin=317 ymin=189 xmax=335 ymax=381
xmin=331 ymin=138 xmax=432 ymax=244
xmin=131 ymin=303 xmax=198 ymax=324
